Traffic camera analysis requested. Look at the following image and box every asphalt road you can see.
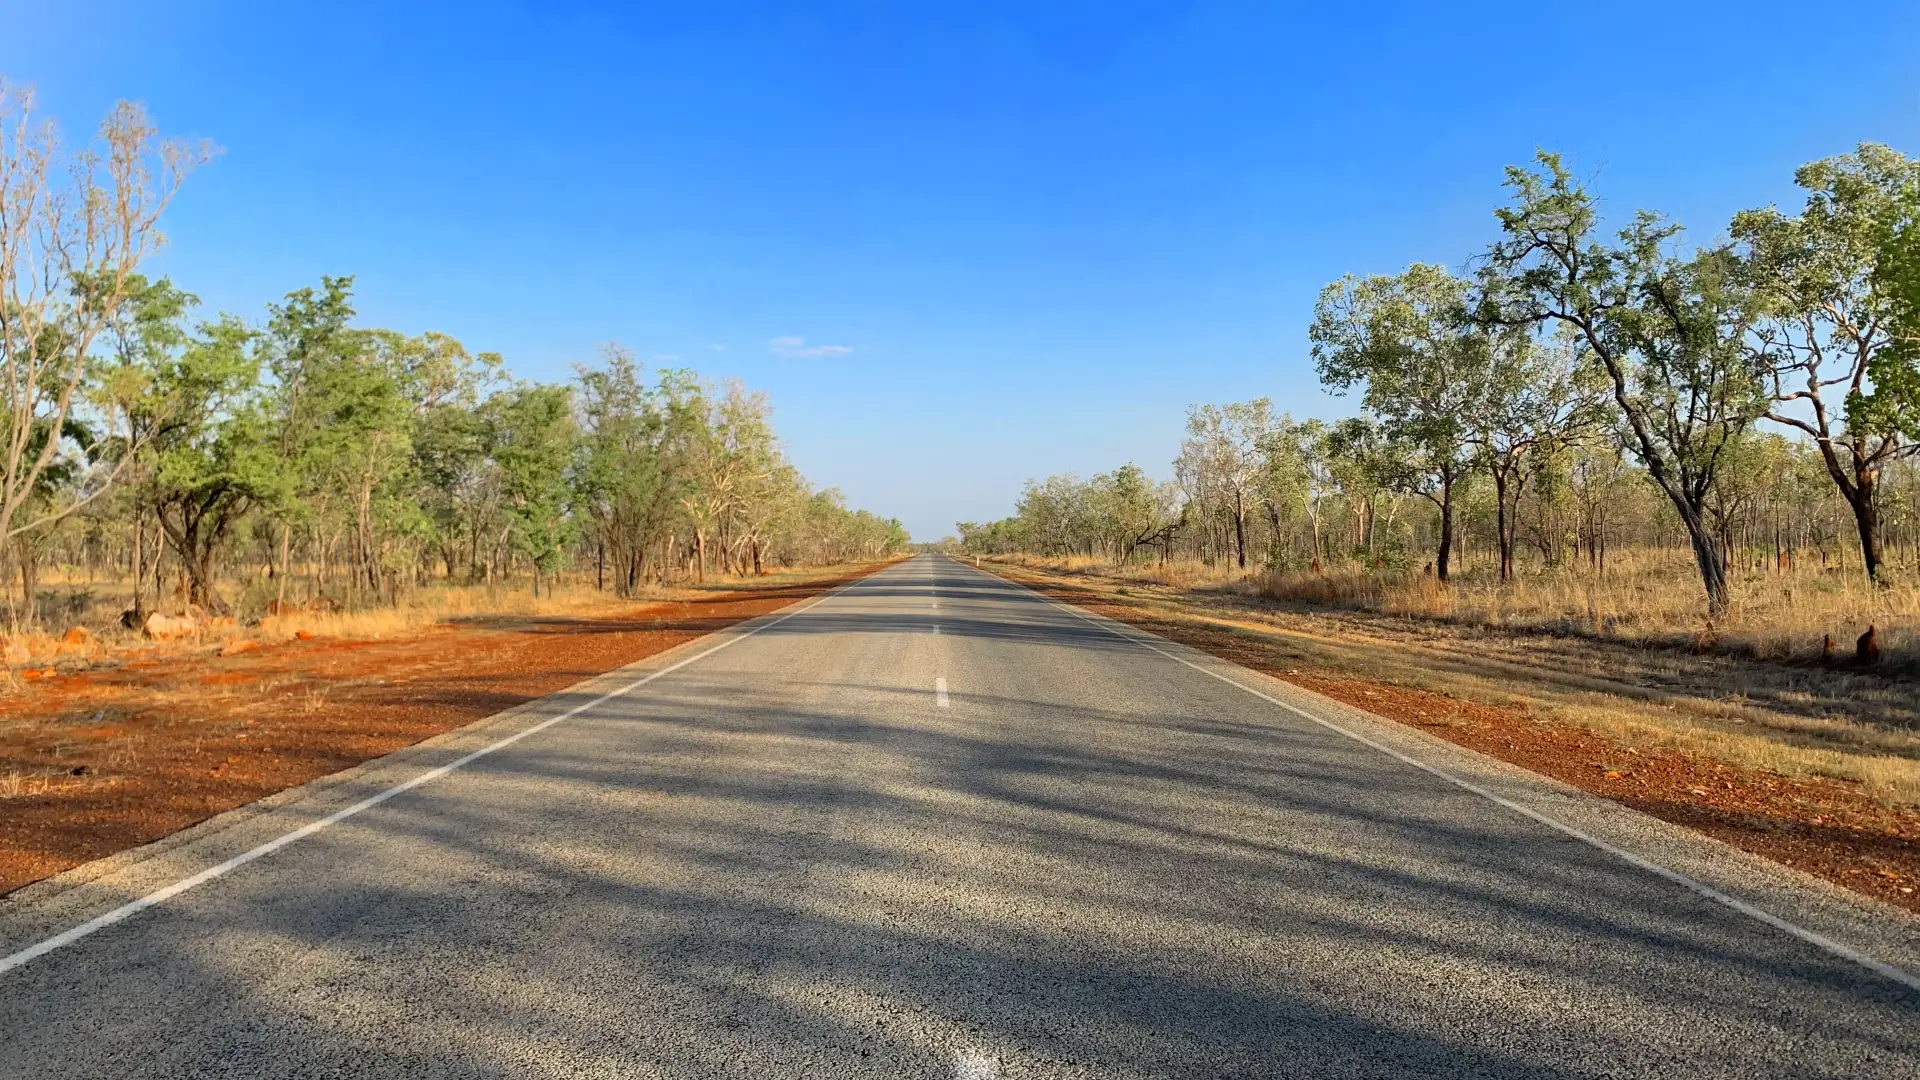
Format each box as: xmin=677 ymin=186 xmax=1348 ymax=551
xmin=1 ymin=554 xmax=1915 ymax=1078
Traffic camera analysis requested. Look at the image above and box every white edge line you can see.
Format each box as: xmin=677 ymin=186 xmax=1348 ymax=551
xmin=0 ymin=572 xmax=875 ymax=978
xmin=962 ymin=558 xmax=1920 ymax=994
xmin=935 ymin=678 xmax=950 ymax=708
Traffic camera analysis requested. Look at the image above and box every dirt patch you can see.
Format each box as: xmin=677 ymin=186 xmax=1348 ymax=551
xmin=993 ymin=566 xmax=1920 ymax=914
xmin=0 ymin=564 xmax=892 ymax=895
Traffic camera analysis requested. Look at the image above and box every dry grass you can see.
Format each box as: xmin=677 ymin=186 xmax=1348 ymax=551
xmin=994 ymin=554 xmax=1920 ymax=807
xmin=252 ymin=581 xmax=650 ymax=643
xmin=0 ymin=768 xmax=58 ymax=799
xmin=1352 ymin=553 xmax=1917 ymax=671
xmin=5 ymin=563 xmax=882 ymax=660
xmin=1239 ymin=548 xmax=1919 ymax=671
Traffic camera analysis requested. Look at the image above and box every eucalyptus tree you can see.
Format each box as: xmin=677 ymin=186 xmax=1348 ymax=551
xmin=731 ymin=457 xmax=804 ymax=575
xmin=1250 ymin=415 xmax=1312 ymax=565
xmin=1136 ymin=479 xmax=1189 ymax=564
xmin=1088 ymin=463 xmax=1159 ymax=564
xmin=574 ymin=345 xmax=668 ymax=593
xmin=1274 ymin=417 xmax=1335 ymax=566
xmin=1879 ymin=171 xmax=1920 ymax=440
xmin=486 ymin=383 xmax=577 ymax=596
xmin=709 ymin=381 xmax=780 ymax=576
xmin=1013 ymin=474 xmax=1089 ymax=556
xmin=315 ymin=328 xmax=420 ymax=597
xmin=414 ymin=383 xmax=492 ymax=578
xmin=1176 ymin=398 xmax=1276 ymax=568
xmin=1467 ymin=332 xmax=1606 ymax=580
xmin=1311 ymin=264 xmax=1486 ymax=580
xmin=261 ymin=277 xmax=357 ymax=599
xmin=1321 ymin=415 xmax=1395 ymax=561
xmin=101 ymin=274 xmax=196 ymax=619
xmin=147 ymin=317 xmax=287 ymax=614
xmin=1481 ymin=152 xmax=1766 ymax=613
xmin=0 ymin=86 xmax=208 ymax=557
xmin=1734 ymin=142 xmax=1920 ymax=581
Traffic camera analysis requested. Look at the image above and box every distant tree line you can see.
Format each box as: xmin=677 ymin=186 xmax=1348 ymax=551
xmin=0 ymin=86 xmax=906 ymax=628
xmin=961 ymin=144 xmax=1920 ymax=615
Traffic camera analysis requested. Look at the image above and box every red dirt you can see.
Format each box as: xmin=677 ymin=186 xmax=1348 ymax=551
xmin=0 ymin=565 xmax=891 ymax=895
xmin=998 ymin=569 xmax=1920 ymax=915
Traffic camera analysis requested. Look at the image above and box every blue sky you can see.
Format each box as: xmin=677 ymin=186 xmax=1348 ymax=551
xmin=7 ymin=1 xmax=1918 ymax=540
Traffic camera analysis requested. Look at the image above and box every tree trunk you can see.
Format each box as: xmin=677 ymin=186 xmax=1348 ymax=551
xmin=16 ymin=540 xmax=38 ymax=628
xmin=1674 ymin=501 xmax=1730 ymax=616
xmin=275 ymin=522 xmax=291 ymax=609
xmin=1844 ymin=479 xmax=1883 ymax=584
xmin=1434 ymin=476 xmax=1454 ymax=583
xmin=186 ymin=543 xmax=228 ymax=616
xmin=1232 ymin=495 xmax=1248 ymax=571
xmin=1494 ymin=469 xmax=1515 ymax=583
xmin=130 ymin=508 xmax=147 ymax=622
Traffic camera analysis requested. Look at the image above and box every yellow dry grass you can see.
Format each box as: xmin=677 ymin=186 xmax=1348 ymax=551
xmin=1036 ymin=546 xmax=1920 ymax=668
xmin=4 ymin=563 xmax=885 ymax=663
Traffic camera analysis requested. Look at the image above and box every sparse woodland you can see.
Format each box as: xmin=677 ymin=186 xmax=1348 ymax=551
xmin=961 ymin=145 xmax=1920 ymax=669
xmin=0 ymin=86 xmax=907 ymax=639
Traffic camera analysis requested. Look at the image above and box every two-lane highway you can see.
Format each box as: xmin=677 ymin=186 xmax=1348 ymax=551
xmin=1 ymin=554 xmax=1914 ymax=1077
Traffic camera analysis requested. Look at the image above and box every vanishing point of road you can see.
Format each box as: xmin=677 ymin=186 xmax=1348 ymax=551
xmin=2 ymin=554 xmax=1915 ymax=1077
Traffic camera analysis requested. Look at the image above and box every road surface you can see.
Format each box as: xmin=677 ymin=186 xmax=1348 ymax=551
xmin=1 ymin=554 xmax=1915 ymax=1077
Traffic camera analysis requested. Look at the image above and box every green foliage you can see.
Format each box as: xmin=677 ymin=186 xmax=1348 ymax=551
xmin=486 ymin=383 xmax=577 ymax=583
xmin=1481 ymin=151 xmax=1767 ymax=609
xmin=1869 ymin=154 xmax=1920 ymax=442
xmin=1736 ymin=143 xmax=1920 ymax=444
xmin=978 ymin=144 xmax=1920 ymax=604
xmin=1310 ymin=263 xmax=1482 ymax=490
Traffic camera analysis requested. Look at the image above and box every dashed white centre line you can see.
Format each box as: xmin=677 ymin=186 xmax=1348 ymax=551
xmin=935 ymin=678 xmax=950 ymax=708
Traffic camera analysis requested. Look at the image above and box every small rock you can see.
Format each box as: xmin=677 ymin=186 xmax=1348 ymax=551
xmin=144 ymin=612 xmax=199 ymax=642
xmin=70 ymin=764 xmax=92 ymax=777
xmin=295 ymin=630 xmax=314 ymax=641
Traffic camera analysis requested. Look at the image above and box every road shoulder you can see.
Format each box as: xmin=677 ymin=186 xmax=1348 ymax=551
xmin=0 ymin=565 xmax=888 ymax=963
xmin=961 ymin=556 xmax=1920 ymax=989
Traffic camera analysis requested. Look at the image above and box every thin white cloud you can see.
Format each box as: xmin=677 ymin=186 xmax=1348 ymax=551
xmin=652 ymin=353 xmax=681 ymax=362
xmin=768 ymin=335 xmax=852 ymax=359
xmin=708 ymin=343 xmax=726 ymax=351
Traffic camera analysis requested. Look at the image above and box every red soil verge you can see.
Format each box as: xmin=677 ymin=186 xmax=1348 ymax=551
xmin=996 ymin=569 xmax=1920 ymax=915
xmin=0 ymin=565 xmax=891 ymax=895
